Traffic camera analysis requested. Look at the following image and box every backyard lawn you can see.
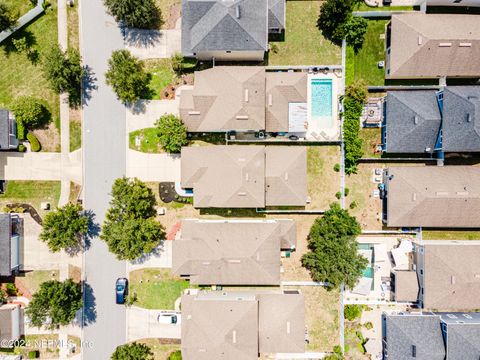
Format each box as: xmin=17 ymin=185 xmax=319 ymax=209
xmin=16 ymin=270 xmax=59 ymax=296
xmin=0 ymin=2 xmax=60 ymax=133
xmin=129 ymin=268 xmax=190 ymax=310
xmin=346 ymin=20 xmax=388 ymax=86
xmin=268 ymin=1 xmax=341 ymax=66
xmin=307 ymin=146 xmax=341 ymax=210
xmin=359 ymin=128 xmax=381 ymax=158
xmin=0 ymin=181 xmax=61 ymax=216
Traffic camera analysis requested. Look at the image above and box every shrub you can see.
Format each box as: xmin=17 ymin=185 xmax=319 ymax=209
xmin=344 ymin=187 xmax=350 ymax=197
xmin=155 ymin=114 xmax=188 ymax=153
xmin=6 ymin=283 xmax=18 ymax=296
xmin=27 ymin=350 xmax=39 ymax=359
xmin=349 ymin=201 xmax=357 ymax=210
xmin=0 ymin=288 xmax=8 ymax=303
xmin=333 ymin=163 xmax=340 ymax=172
xmin=344 ymin=304 xmax=363 ymax=321
xmin=335 ymin=191 xmax=341 ymax=200
xmin=167 ymin=350 xmax=182 ymax=360
xmin=364 ymin=321 xmax=373 ymax=330
xmin=0 ymin=3 xmax=18 ymax=32
xmin=170 ymin=53 xmax=185 ymax=73
xmin=12 ymin=96 xmax=51 ymax=130
xmin=18 ymin=144 xmax=26 ymax=152
xmin=27 ymin=132 xmax=41 ymax=152
xmin=111 ymin=342 xmax=154 ymax=360
xmin=270 ymin=43 xmax=279 ymax=54
xmin=17 ymin=121 xmax=26 ymax=140
xmin=13 ymin=37 xmax=29 ymax=53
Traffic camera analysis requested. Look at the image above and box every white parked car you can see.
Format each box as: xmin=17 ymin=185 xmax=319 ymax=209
xmin=157 ymin=312 xmax=181 ymax=325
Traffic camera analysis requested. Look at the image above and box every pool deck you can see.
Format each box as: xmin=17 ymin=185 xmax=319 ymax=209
xmin=306 ymin=72 xmax=341 ymax=141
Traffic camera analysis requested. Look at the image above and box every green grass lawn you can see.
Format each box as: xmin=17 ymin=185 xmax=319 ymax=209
xmin=0 ymin=181 xmax=61 ymax=215
xmin=144 ymin=59 xmax=176 ymax=100
xmin=359 ymin=128 xmax=381 ymax=158
xmin=129 ymin=268 xmax=190 ymax=310
xmin=3 ymin=0 xmax=34 ymax=17
xmin=129 ymin=128 xmax=164 ymax=153
xmin=268 ymin=1 xmax=341 ymax=66
xmin=0 ymin=2 xmax=60 ymax=129
xmin=17 ymin=270 xmax=59 ymax=295
xmin=70 ymin=120 xmax=81 ymax=152
xmin=422 ymin=230 xmax=480 ymax=241
xmin=347 ymin=20 xmax=387 ymax=86
xmin=67 ymin=1 xmax=79 ymax=51
xmin=354 ymin=3 xmax=414 ymax=11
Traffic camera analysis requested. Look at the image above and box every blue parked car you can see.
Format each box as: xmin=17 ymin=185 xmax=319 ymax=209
xmin=115 ymin=278 xmax=128 ymax=304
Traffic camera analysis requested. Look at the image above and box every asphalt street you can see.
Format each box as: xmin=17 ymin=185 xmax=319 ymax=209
xmin=80 ymin=0 xmax=127 ymax=358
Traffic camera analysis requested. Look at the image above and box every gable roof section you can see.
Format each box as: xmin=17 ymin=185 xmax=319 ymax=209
xmin=267 ymin=0 xmax=285 ymax=30
xmin=0 ymin=110 xmax=11 ymax=150
xmin=385 ymin=314 xmax=445 ymax=360
xmin=423 ymin=242 xmax=480 ymax=311
xmin=265 ymin=146 xmax=307 ymax=206
xmin=0 ymin=214 xmax=11 ymax=277
xmin=181 ymin=293 xmax=259 ymax=360
xmin=446 ymin=322 xmax=480 ymax=360
xmin=265 ymin=72 xmax=307 ymax=132
xmin=172 ymin=219 xmax=287 ymax=285
xmin=384 ymin=91 xmax=441 ymax=153
xmin=182 ymin=0 xmax=268 ymax=55
xmin=386 ymin=166 xmax=480 ymax=228
xmin=442 ymin=86 xmax=480 ymax=152
xmin=387 ymin=14 xmax=480 ymax=79
xmin=180 ymin=67 xmax=266 ymax=132
xmin=258 ymin=292 xmax=305 ymax=354
xmin=181 ymin=145 xmax=265 ymax=208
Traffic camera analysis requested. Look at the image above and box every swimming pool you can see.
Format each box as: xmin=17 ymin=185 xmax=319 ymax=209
xmin=362 ymin=267 xmax=374 ymax=279
xmin=310 ymin=78 xmax=333 ymax=128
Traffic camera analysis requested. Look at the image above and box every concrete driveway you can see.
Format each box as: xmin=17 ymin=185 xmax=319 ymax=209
xmin=124 ymin=19 xmax=181 ymax=60
xmin=127 ymin=306 xmax=181 ymax=341
xmin=127 ymin=99 xmax=180 ymax=132
xmin=128 ymin=241 xmax=172 ymax=272
xmin=126 ymin=150 xmax=181 ymax=182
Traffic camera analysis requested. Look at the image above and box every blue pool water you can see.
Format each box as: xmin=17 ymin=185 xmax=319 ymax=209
xmin=310 ymin=79 xmax=333 ymax=127
xmin=362 ymin=267 xmax=374 ymax=279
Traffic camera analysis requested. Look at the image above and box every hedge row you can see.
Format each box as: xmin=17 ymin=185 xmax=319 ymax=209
xmin=26 ymin=132 xmax=41 ymax=152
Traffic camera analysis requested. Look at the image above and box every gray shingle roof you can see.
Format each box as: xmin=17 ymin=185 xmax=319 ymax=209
xmin=182 ymin=0 xmax=268 ymax=55
xmin=385 ymin=314 xmax=445 ymax=360
xmin=0 ymin=214 xmax=11 ymax=277
xmin=267 ymin=0 xmax=285 ymax=30
xmin=442 ymin=86 xmax=480 ymax=152
xmin=446 ymin=322 xmax=480 ymax=360
xmin=384 ymin=91 xmax=441 ymax=153
xmin=0 ymin=110 xmax=11 ymax=150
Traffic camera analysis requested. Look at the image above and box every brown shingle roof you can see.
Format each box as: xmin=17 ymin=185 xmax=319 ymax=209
xmin=172 ymin=219 xmax=297 ymax=285
xmin=393 ymin=270 xmax=419 ymax=302
xmin=265 ymin=72 xmax=307 ymax=132
xmin=181 ymin=145 xmax=307 ymax=208
xmin=385 ymin=166 xmax=480 ymax=228
xmin=266 ymin=146 xmax=307 ymax=206
xmin=180 ymin=67 xmax=266 ymax=132
xmin=386 ymin=14 xmax=480 ymax=79
xmin=421 ymin=241 xmax=480 ymax=311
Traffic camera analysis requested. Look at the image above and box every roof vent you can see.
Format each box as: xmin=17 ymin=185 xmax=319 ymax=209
xmin=228 ymin=259 xmax=241 ymax=263
xmin=436 ymin=191 xmax=449 ymax=196
xmin=412 ymin=345 xmax=416 ymax=357
xmin=412 ymin=193 xmax=417 ymax=201
xmin=417 ymin=36 xmax=422 ymax=45
xmin=459 ymin=42 xmax=472 ymax=47
xmin=268 ymin=94 xmax=273 ymax=107
xmin=451 ymin=275 xmax=456 ymax=285
xmin=236 ymin=115 xmax=249 ymax=120
xmin=245 ymin=173 xmax=249 ymax=181
xmin=244 ymin=89 xmax=249 ymax=102
xmin=286 ymin=321 xmax=291 ymax=334
xmin=284 ymin=172 xmax=289 ymax=181
xmin=238 ymin=192 xmax=247 ymax=196
xmin=235 ymin=5 xmax=240 ymax=19
xmin=232 ymin=330 xmax=237 ymax=343
xmin=456 ymin=191 xmax=468 ymax=196
xmin=188 ymin=111 xmax=201 ymax=115
xmin=439 ymin=42 xmax=452 ymax=47
xmin=467 ymin=113 xmax=472 ymax=122
xmin=413 ymin=115 xmax=418 ymax=125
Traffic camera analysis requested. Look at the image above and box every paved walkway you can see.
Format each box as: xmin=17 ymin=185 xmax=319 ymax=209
xmin=124 ymin=19 xmax=181 ymax=60
xmin=126 ymin=150 xmax=181 ymax=182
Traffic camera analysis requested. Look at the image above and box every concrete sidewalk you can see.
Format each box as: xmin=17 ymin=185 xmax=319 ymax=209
xmin=126 ymin=150 xmax=180 ymax=182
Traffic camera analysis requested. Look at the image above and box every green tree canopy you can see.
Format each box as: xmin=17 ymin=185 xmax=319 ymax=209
xmin=40 ymin=203 xmax=89 ymax=253
xmin=317 ymin=0 xmax=363 ymax=46
xmin=301 ymin=203 xmax=367 ymax=289
xmin=344 ymin=16 xmax=368 ymax=53
xmin=0 ymin=3 xmax=18 ymax=32
xmin=105 ymin=50 xmax=150 ymax=104
xmin=25 ymin=279 xmax=82 ymax=329
xmin=155 ymin=114 xmax=188 ymax=153
xmin=101 ymin=177 xmax=164 ymax=260
xmin=11 ymin=96 xmax=51 ymax=130
xmin=42 ymin=45 xmax=84 ymax=106
xmin=111 ymin=342 xmax=154 ymax=360
xmin=104 ymin=0 xmax=161 ymax=29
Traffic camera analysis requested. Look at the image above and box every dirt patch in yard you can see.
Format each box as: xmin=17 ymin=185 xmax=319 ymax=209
xmin=166 ymin=3 xmax=181 ymax=29
xmin=159 ymin=73 xmax=194 ymax=100
xmin=32 ymin=123 xmax=60 ymax=152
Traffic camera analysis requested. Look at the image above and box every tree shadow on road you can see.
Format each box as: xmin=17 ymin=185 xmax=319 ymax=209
xmin=82 ymin=65 xmax=98 ymax=106
xmin=82 ymin=282 xmax=97 ymax=327
xmin=84 ymin=209 xmax=101 ymax=251
xmin=123 ymin=28 xmax=163 ymax=48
